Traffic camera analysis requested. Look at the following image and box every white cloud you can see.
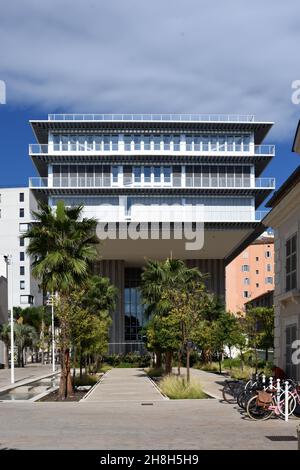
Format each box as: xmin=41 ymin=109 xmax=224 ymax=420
xmin=1 ymin=0 xmax=300 ymax=140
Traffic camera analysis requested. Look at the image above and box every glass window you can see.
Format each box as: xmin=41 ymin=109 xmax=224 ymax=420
xmin=163 ymin=166 xmax=171 ymax=183
xmin=235 ymin=136 xmax=242 ymax=151
xmin=186 ymin=135 xmax=193 ymax=151
xmin=227 ymin=136 xmax=234 ymax=152
xmin=243 ymin=166 xmax=251 ymax=187
xmin=202 ymin=135 xmax=209 ymax=151
xmin=244 ymin=278 xmax=250 ymax=285
xmin=242 ymin=265 xmax=249 ymax=272
xmin=267 ymin=264 xmax=271 ymax=272
xmin=153 ymin=135 xmax=161 ymax=150
xmin=154 ymin=166 xmax=161 ymax=183
xmin=173 ymin=135 xmax=180 ymax=151
xmin=163 ymin=135 xmax=171 ymax=150
xmin=256 ymin=256 xmax=259 ymax=261
xmin=235 ymin=166 xmax=243 ymax=187
xmin=265 ymin=250 xmax=272 ymax=258
xmin=143 ymin=135 xmax=150 ymax=150
xmin=123 ymin=166 xmax=132 ymax=185
xmin=103 ymin=135 xmax=110 ymax=151
xmin=19 ymin=208 xmax=24 ymax=218
xmin=103 ymin=166 xmax=111 ymax=186
xmin=194 ymin=166 xmax=201 ymax=187
xmin=186 ymin=165 xmax=193 ymax=187
xmin=53 ymin=165 xmax=60 ymax=187
xmin=20 ymin=280 xmax=25 ymax=290
xmin=211 ymin=136 xmax=218 ymax=151
xmin=243 ymin=134 xmax=250 ymax=151
xmin=243 ymin=291 xmax=249 ymax=298
xmin=173 ymin=166 xmax=181 ymax=187
xmin=265 ymin=277 xmax=273 ymax=284
xmin=286 ymin=234 xmax=297 ymax=291
xmin=144 ymin=166 xmax=151 ymax=183
xmin=78 ymin=165 xmax=86 ymax=187
xmin=20 ymin=266 xmax=25 ymax=276
xmin=19 ymin=192 xmax=24 ymax=202
xmin=219 ymin=167 xmax=226 ymax=187
xmin=227 ymin=166 xmax=234 ymax=186
xmin=95 ymin=166 xmax=102 ymax=186
xmin=256 ymin=269 xmax=259 ymax=274
xmin=20 ymin=252 xmax=25 ymax=262
xmin=70 ymin=165 xmax=78 ymax=187
xmin=133 ymin=135 xmax=141 ymax=150
xmin=219 ymin=136 xmax=226 ymax=151
xmin=133 ymin=167 xmax=141 ymax=183
xmin=112 ymin=166 xmax=119 ymax=184
xmin=61 ymin=165 xmax=69 ymax=187
xmin=124 ymin=135 xmax=131 ymax=151
xmin=20 ymin=238 xmax=25 ymax=247
xmin=202 ymin=165 xmax=210 ymax=186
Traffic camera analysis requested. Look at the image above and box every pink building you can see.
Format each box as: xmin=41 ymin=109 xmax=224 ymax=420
xmin=226 ymin=233 xmax=274 ymax=313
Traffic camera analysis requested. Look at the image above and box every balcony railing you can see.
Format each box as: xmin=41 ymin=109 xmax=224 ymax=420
xmin=29 ymin=143 xmax=275 ymax=155
xmin=29 ymin=177 xmax=275 ymax=189
xmin=48 ymin=113 xmax=255 ymax=122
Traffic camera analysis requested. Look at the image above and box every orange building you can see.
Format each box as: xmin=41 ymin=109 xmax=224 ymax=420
xmin=226 ymin=232 xmax=274 ymax=313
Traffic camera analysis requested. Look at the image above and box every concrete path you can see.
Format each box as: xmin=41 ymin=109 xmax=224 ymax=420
xmin=0 ymin=399 xmax=299 ymax=450
xmin=0 ymin=365 xmax=57 ymax=393
xmin=84 ymin=367 xmax=165 ymax=402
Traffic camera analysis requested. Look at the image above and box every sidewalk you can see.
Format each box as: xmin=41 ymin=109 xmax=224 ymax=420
xmin=0 ymin=365 xmax=57 ymax=392
xmin=84 ymin=367 xmax=166 ymax=402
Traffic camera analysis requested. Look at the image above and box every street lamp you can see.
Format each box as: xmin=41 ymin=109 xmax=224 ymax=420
xmin=3 ymin=254 xmax=14 ymax=384
xmin=46 ymin=293 xmax=56 ymax=373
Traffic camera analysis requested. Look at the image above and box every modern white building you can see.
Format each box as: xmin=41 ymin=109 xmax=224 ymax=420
xmin=28 ymin=113 xmax=275 ymax=353
xmin=0 ymin=187 xmax=42 ymax=309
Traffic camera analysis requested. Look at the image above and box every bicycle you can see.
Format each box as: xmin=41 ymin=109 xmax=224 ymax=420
xmin=246 ymin=382 xmax=298 ymax=421
xmin=222 ymin=379 xmax=245 ymax=404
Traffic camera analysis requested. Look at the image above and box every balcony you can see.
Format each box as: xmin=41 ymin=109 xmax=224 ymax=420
xmin=48 ymin=113 xmax=255 ymax=122
xmin=29 ymin=143 xmax=275 ymax=156
xmin=29 ymin=177 xmax=275 ymax=190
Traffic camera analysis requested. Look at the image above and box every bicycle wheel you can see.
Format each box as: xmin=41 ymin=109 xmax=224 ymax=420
xmin=246 ymin=395 xmax=274 ymax=421
xmin=222 ymin=383 xmax=237 ymax=404
xmin=277 ymin=392 xmax=297 ymax=417
xmin=237 ymin=390 xmax=247 ymax=409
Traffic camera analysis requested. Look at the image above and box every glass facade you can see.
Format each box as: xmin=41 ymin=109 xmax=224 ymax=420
xmin=51 ymin=133 xmax=252 ymax=152
xmin=124 ymin=268 xmax=145 ymax=341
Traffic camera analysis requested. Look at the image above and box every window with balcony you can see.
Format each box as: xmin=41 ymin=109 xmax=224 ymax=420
xmin=144 ymin=166 xmax=151 ymax=184
xmin=133 ymin=167 xmax=142 ymax=183
xmin=154 ymin=166 xmax=161 ymax=184
xmin=286 ymin=234 xmax=297 ymax=291
xmin=112 ymin=166 xmax=119 ymax=184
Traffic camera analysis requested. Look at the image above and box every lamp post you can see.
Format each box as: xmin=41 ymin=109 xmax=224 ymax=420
xmin=46 ymin=293 xmax=56 ymax=373
xmin=3 ymin=254 xmax=14 ymax=384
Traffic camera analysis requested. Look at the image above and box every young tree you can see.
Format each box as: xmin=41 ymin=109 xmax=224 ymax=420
xmin=0 ymin=323 xmax=10 ymax=368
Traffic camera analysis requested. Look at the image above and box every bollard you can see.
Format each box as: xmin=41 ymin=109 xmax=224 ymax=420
xmin=269 ymin=376 xmax=273 ymax=390
xmin=285 ymin=381 xmax=289 ymax=422
xmin=262 ymin=374 xmax=266 ymax=390
xmin=276 ymin=379 xmax=281 ymax=407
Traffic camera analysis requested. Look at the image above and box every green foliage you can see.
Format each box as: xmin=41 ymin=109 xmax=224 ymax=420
xmin=146 ymin=367 xmax=164 ymax=378
xmin=104 ymin=353 xmax=151 ymax=368
xmin=159 ymin=375 xmax=207 ymax=399
xmin=73 ymin=374 xmax=98 ymax=387
xmin=194 ymin=362 xmax=220 ymax=373
xmin=23 ymin=201 xmax=99 ymax=294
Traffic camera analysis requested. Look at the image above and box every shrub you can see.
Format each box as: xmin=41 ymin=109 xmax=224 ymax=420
xmin=73 ymin=374 xmax=98 ymax=387
xmin=194 ymin=362 xmax=220 ymax=373
xmin=146 ymin=367 xmax=164 ymax=378
xmin=159 ymin=375 xmax=207 ymax=399
xmin=104 ymin=353 xmax=151 ymax=368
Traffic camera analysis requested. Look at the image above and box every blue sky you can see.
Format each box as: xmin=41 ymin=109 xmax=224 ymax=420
xmin=0 ymin=0 xmax=300 ymax=204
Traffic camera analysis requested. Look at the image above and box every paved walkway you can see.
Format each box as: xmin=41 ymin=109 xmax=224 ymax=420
xmin=0 ymin=365 xmax=57 ymax=393
xmin=84 ymin=367 xmax=165 ymax=402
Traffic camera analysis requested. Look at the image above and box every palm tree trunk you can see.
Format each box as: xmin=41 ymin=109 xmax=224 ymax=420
xmin=59 ymin=347 xmax=73 ymax=399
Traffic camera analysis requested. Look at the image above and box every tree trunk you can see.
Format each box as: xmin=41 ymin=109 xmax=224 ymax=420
xmin=165 ymin=350 xmax=173 ymax=374
xmin=218 ymin=352 xmax=222 ymax=374
xmin=177 ymin=350 xmax=182 ymax=376
xmin=155 ymin=351 xmax=162 ymax=368
xmin=79 ymin=351 xmax=83 ymax=379
xmin=265 ymin=348 xmax=269 ymax=362
xmin=59 ymin=348 xmax=73 ymax=400
xmin=4 ymin=342 xmax=9 ymax=369
xmin=186 ymin=347 xmax=190 ymax=383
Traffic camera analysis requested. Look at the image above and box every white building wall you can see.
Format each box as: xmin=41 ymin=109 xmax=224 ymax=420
xmin=0 ymin=187 xmax=43 ymax=309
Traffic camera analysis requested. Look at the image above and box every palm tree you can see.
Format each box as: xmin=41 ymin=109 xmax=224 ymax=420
xmin=23 ymin=200 xmax=99 ymax=399
xmin=14 ymin=322 xmax=38 ymax=367
xmin=0 ymin=323 xmax=10 ymax=368
xmin=141 ymin=258 xmax=206 ymax=373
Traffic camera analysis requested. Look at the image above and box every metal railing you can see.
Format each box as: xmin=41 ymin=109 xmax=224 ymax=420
xmin=48 ymin=113 xmax=255 ymax=122
xmin=29 ymin=177 xmax=275 ymax=189
xmin=29 ymin=143 xmax=275 ymax=155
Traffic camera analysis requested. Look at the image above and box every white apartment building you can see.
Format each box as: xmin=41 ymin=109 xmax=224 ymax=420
xmin=264 ymin=121 xmax=300 ymax=380
xmin=0 ymin=187 xmax=42 ymax=310
xmin=28 ymin=113 xmax=276 ymax=353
